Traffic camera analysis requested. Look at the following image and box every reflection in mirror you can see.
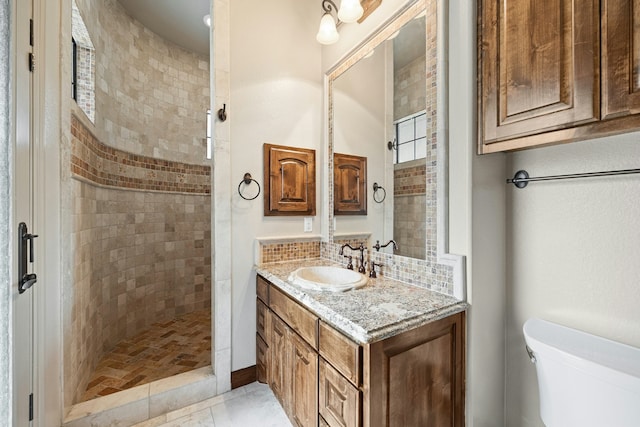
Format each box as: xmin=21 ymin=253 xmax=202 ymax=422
xmin=71 ymin=0 xmax=96 ymax=123
xmin=331 ymin=11 xmax=428 ymax=259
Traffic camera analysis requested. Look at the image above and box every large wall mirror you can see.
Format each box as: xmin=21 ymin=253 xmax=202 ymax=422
xmin=329 ymin=0 xmax=431 ymax=261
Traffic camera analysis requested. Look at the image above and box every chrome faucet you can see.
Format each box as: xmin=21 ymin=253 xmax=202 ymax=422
xmin=372 ymin=239 xmax=398 ymax=253
xmin=339 ymin=242 xmax=367 ymax=274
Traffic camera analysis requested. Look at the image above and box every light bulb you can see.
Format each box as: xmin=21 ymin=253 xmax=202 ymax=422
xmin=203 ymin=14 xmax=211 ymax=27
xmin=316 ymin=13 xmax=339 ymax=45
xmin=338 ymin=0 xmax=364 ymax=23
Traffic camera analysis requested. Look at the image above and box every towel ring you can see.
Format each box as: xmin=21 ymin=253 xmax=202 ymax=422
xmin=373 ymin=182 xmax=386 ymax=203
xmin=238 ymin=173 xmax=261 ymax=200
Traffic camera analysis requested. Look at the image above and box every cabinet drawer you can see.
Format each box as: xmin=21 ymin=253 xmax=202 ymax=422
xmin=319 ymin=321 xmax=361 ymax=386
xmin=319 ymin=359 xmax=361 ymax=427
xmin=256 ymin=335 xmax=269 ymax=384
xmin=270 ymin=286 xmax=318 ymax=349
xmin=257 ymin=299 xmax=270 ymax=342
xmin=256 ymin=275 xmax=269 ymax=304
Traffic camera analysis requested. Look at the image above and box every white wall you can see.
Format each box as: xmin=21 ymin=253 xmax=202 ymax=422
xmin=333 ymin=45 xmax=387 ymax=240
xmin=0 ymin=0 xmax=11 ymax=421
xmin=229 ymin=0 xmax=322 ymax=370
xmin=447 ymin=1 xmax=507 ymax=426
xmin=505 ymin=135 xmax=640 ymax=426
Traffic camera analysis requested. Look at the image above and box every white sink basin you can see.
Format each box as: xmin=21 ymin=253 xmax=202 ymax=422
xmin=288 ymin=266 xmax=368 ymax=292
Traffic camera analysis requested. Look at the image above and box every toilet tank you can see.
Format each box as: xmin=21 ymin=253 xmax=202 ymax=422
xmin=523 ymin=318 xmax=640 ymax=427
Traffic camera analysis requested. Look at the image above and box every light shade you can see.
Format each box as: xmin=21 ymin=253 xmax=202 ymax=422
xmin=316 ymin=13 xmax=339 ymax=44
xmin=337 ymin=0 xmax=364 ymax=23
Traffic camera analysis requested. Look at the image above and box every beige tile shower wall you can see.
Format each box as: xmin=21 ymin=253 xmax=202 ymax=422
xmin=394 ymin=54 xmax=426 ymax=121
xmin=67 ymin=179 xmax=211 ymax=405
xmin=394 ymin=161 xmax=427 ymax=259
xmin=74 ymin=0 xmax=209 ymax=165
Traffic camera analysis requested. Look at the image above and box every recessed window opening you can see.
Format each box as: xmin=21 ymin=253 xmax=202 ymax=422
xmin=394 ymin=110 xmax=427 ymax=164
xmin=71 ymin=0 xmax=96 ymax=122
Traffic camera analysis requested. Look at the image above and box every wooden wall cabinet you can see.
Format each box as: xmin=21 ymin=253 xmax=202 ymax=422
xmin=264 ymin=143 xmax=316 ymax=216
xmin=334 ymin=153 xmax=367 ymax=216
xmin=479 ymin=0 xmax=640 ymax=153
xmin=256 ymin=275 xmax=466 ymax=427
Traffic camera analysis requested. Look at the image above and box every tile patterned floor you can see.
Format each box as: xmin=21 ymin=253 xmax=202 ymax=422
xmin=81 ymin=309 xmax=211 ymax=402
xmin=132 ymin=382 xmax=292 ymax=427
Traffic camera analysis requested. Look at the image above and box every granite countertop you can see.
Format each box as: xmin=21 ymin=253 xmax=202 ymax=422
xmin=254 ymin=259 xmax=468 ymax=345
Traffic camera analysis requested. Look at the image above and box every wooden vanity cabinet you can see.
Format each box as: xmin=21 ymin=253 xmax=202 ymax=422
xmin=479 ymin=0 xmax=640 ymax=153
xmin=256 ymin=274 xmax=466 ymax=427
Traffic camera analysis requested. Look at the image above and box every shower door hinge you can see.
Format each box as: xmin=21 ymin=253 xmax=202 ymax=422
xmin=28 ymin=393 xmax=33 ymax=421
xmin=29 ymin=19 xmax=35 ymax=72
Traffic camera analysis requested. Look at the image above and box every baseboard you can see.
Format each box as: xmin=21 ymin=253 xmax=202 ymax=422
xmin=231 ymin=365 xmax=257 ymax=389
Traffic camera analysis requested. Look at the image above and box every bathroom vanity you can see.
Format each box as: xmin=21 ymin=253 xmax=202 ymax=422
xmin=255 ymin=260 xmax=467 ymax=427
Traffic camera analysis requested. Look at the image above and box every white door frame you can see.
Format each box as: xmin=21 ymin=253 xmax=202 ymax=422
xmin=12 ymin=0 xmax=35 ymax=423
xmin=10 ymin=0 xmax=63 ymax=425
xmin=30 ymin=0 xmax=63 ymax=424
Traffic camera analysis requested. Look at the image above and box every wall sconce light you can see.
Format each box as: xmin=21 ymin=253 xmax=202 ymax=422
xmin=316 ymin=0 xmax=364 ymax=45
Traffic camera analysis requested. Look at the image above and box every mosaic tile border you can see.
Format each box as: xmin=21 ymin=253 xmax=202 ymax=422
xmin=71 ymin=113 xmax=211 ymax=194
xmin=258 ymin=239 xmax=322 ymax=264
xmin=394 ymin=163 xmax=427 ymax=195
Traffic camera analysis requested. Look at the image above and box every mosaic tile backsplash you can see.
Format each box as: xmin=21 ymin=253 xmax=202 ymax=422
xmin=260 ymin=241 xmax=321 ymax=264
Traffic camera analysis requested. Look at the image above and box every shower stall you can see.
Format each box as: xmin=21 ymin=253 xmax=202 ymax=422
xmin=65 ymin=0 xmax=212 ymax=407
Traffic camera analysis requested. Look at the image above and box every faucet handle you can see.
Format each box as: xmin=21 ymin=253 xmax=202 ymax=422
xmin=358 ymin=260 xmax=367 ymax=274
xmin=343 ymin=255 xmax=353 ymax=270
xmin=369 ymin=261 xmax=382 ymax=278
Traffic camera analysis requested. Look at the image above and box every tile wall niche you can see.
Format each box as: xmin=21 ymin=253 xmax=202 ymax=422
xmin=67 ymin=115 xmax=212 ymax=406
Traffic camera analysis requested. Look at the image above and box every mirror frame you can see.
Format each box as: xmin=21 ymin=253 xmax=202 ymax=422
xmin=324 ymin=0 xmax=466 ymax=299
xmin=327 ymin=0 xmax=428 ymax=247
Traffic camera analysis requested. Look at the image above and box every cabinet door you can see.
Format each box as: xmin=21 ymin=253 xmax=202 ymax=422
xmin=264 ymin=143 xmax=316 ymax=216
xmin=257 ymin=335 xmax=269 ymax=384
xmin=270 ymin=314 xmax=289 ymax=406
xmin=319 ymin=359 xmax=360 ymax=427
xmin=602 ymin=0 xmax=640 ymax=118
xmin=366 ymin=312 xmax=465 ymax=427
xmin=334 ymin=153 xmax=367 ymax=215
xmin=479 ymin=0 xmax=599 ymax=151
xmin=289 ymin=332 xmax=318 ymax=427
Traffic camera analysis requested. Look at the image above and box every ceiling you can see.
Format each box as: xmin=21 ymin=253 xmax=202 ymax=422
xmin=117 ymin=0 xmax=210 ymax=56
